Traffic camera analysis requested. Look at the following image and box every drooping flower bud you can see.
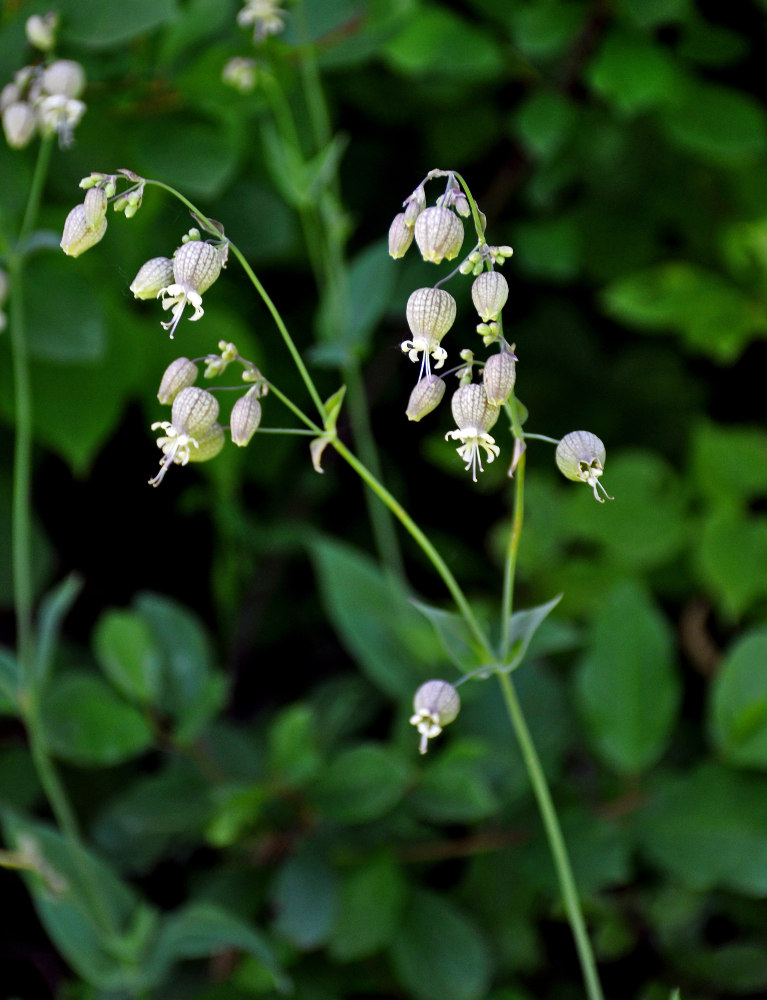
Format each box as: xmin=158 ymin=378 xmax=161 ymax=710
xmin=406 ymin=374 xmax=446 ymax=421
xmin=445 ymin=383 xmax=501 ymax=481
xmin=60 ymin=202 xmax=107 ymax=257
xmin=414 ymin=206 xmax=464 ymax=264
xmin=230 ymin=392 xmax=262 ymax=446
xmin=401 ymin=287 xmax=457 ymax=375
xmin=83 ymin=187 xmax=107 ymax=229
xmin=388 ymin=213 xmax=413 ymax=259
xmin=403 ymin=183 xmax=426 ymax=225
xmin=41 ymin=60 xmax=86 ymax=99
xmin=472 ymin=270 xmax=508 ymax=322
xmin=130 ymin=257 xmax=175 ymax=300
xmin=483 ymin=350 xmax=517 ymax=405
xmin=410 ymin=680 xmax=461 ymax=754
xmin=555 ymin=431 xmax=614 ymax=502
xmin=157 ymin=357 xmax=199 ymax=405
xmin=25 ymin=12 xmax=58 ymax=51
xmin=2 ymin=101 xmax=36 ymax=148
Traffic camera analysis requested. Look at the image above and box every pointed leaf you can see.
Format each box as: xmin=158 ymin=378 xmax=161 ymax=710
xmin=501 ymin=594 xmax=563 ymax=672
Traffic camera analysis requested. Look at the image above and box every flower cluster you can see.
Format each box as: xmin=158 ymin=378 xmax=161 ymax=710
xmin=60 ymin=170 xmax=147 ymax=258
xmin=389 ymin=169 xmax=612 ymax=500
xmin=1 ymin=16 xmax=88 ymax=150
xmin=149 ymin=342 xmax=268 ymax=486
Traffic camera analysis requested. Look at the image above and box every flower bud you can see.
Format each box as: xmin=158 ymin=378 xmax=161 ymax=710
xmin=172 ymin=240 xmax=222 ymax=295
xmin=130 ymin=257 xmax=174 ymax=300
xmin=388 ymin=213 xmax=413 ymax=259
xmin=410 ymin=680 xmax=461 ymax=754
xmin=83 ymin=187 xmax=107 ymax=229
xmin=555 ymin=430 xmax=614 ymax=503
xmin=171 ymin=386 xmax=219 ymax=436
xmin=158 ymin=358 xmax=199 ymax=405
xmin=472 ymin=270 xmax=508 ymax=322
xmin=2 ymin=102 xmax=36 ymax=148
xmin=60 ymin=203 xmax=107 ymax=257
xmin=483 ymin=350 xmax=516 ymax=405
xmin=230 ymin=392 xmax=262 ymax=446
xmin=414 ymin=206 xmax=464 ymax=264
xmin=41 ymin=60 xmax=85 ymax=99
xmin=26 ymin=12 xmax=58 ymax=51
xmin=406 ymin=374 xmax=446 ymax=421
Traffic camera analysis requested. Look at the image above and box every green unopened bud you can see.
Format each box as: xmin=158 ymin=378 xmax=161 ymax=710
xmin=60 ymin=203 xmax=107 ymax=257
xmin=158 ymin=357 xmax=199 ymax=405
xmin=555 ymin=431 xmax=613 ymax=503
xmin=410 ymin=680 xmax=460 ymax=754
xmin=483 ymin=350 xmax=516 ymax=405
xmin=388 ymin=213 xmax=413 ymax=259
xmin=230 ymin=392 xmax=262 ymax=446
xmin=406 ymin=374 xmax=446 ymax=421
xmin=472 ymin=270 xmax=508 ymax=322
xmin=414 ymin=206 xmax=464 ymax=264
xmin=130 ymin=257 xmax=174 ymax=299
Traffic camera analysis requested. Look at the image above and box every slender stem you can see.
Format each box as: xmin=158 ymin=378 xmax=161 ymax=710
xmin=500 ymin=394 xmax=527 ymax=660
xmin=331 ymin=438 xmax=491 ymax=656
xmin=497 ymin=671 xmax=604 ymax=1000
xmin=20 ymin=134 xmax=54 ymax=241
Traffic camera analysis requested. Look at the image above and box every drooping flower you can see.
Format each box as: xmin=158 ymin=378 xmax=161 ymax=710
xmin=482 ymin=349 xmax=517 ymax=405
xmin=236 ymin=0 xmax=287 ymax=42
xmin=149 ymin=386 xmax=223 ymax=486
xmin=388 ymin=212 xmax=413 ymax=259
xmin=157 ymin=357 xmax=199 ymax=405
xmin=230 ymin=391 xmax=262 ymax=446
xmin=409 ymin=680 xmax=461 ymax=755
xmin=445 ymin=383 xmax=501 ymax=481
xmin=60 ymin=202 xmax=107 ymax=257
xmin=130 ymin=257 xmax=175 ymax=300
xmin=555 ymin=431 xmax=614 ymax=502
xmin=157 ymin=240 xmax=223 ymax=339
xmin=406 ymin=373 xmax=445 ymax=422
xmin=414 ymin=205 xmax=464 ymax=264
xmin=401 ymin=287 xmax=456 ymax=377
xmin=471 ymin=270 xmax=508 ymax=322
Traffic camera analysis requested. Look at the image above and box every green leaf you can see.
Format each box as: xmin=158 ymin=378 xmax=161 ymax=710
xmin=267 ymin=703 xmax=321 ymax=787
xmin=31 ymin=573 xmax=83 ymax=693
xmin=310 ymin=537 xmax=441 ymax=697
xmin=25 ymin=259 xmax=107 ymax=363
xmin=389 ymin=889 xmax=492 ymax=1000
xmin=313 ymin=240 xmax=396 ymax=364
xmin=710 ymin=631 xmax=767 ymax=768
xmin=508 ymin=3 xmax=585 ymax=59
xmin=329 ymin=852 xmax=407 ymax=961
xmin=690 ymin=422 xmax=767 ymax=507
xmin=0 ymin=646 xmax=20 ymax=715
xmin=575 ymin=582 xmax=679 ymax=774
xmin=271 ymin=851 xmax=338 ymax=950
xmin=147 ymin=901 xmax=289 ymax=993
xmin=410 ymin=598 xmax=480 ymax=674
xmin=383 ymin=7 xmax=504 ymax=79
xmin=1 ymin=811 xmax=152 ymax=991
xmin=513 ymin=90 xmax=577 ymax=160
xmin=41 ymin=672 xmax=154 ymax=766
xmin=587 ymin=30 xmax=681 ymax=114
xmin=133 ymin=592 xmax=227 ymax=742
xmin=312 ymin=743 xmax=413 ymax=823
xmin=659 ymin=80 xmax=767 ymax=162
xmin=500 ymin=594 xmax=563 ymax=673
xmin=93 ymin=609 xmax=162 ymax=705
xmin=410 ymin=742 xmax=499 ymax=824
xmin=696 ymin=510 xmax=767 ymax=618
xmin=601 ymin=262 xmax=766 ymax=361
xmin=637 ymin=762 xmax=767 ymax=895
xmin=58 ymin=0 xmax=178 ymax=46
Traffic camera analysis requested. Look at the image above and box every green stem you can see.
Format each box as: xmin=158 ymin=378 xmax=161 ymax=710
xmin=500 ymin=393 xmax=527 ymax=660
xmin=331 ymin=438 xmax=491 ymax=656
xmin=497 ymin=671 xmax=604 ymax=1000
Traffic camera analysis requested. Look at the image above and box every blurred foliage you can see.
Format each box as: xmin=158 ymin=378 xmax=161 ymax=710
xmin=2 ymin=0 xmax=767 ymax=998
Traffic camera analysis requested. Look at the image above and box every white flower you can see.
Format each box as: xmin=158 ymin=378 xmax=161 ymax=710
xmin=237 ymin=0 xmax=287 ymax=42
xmin=555 ymin=431 xmax=613 ymax=502
xmin=401 ymin=287 xmax=456 ymax=378
xmin=409 ymin=680 xmax=460 ymax=755
xmin=445 ymin=383 xmax=501 ymax=481
xmin=157 ymin=241 xmax=223 ymax=339
xmin=149 ymin=387 xmax=223 ymax=486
